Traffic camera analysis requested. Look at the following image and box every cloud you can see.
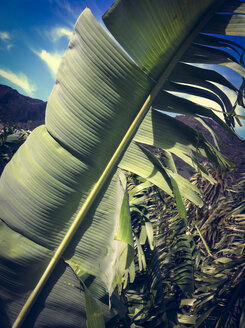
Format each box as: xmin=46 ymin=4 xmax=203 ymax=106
xmin=56 ymin=0 xmax=81 ymax=20
xmin=51 ymin=26 xmax=73 ymax=41
xmin=0 ymin=69 xmax=36 ymax=96
xmin=35 ymin=49 xmax=63 ymax=77
xmin=0 ymin=31 xmax=12 ymax=51
xmin=0 ymin=31 xmax=10 ymax=42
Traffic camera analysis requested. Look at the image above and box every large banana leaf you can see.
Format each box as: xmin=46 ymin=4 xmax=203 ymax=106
xmin=0 ymin=0 xmax=244 ymax=327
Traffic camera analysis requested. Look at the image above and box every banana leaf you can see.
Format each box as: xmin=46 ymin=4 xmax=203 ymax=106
xmin=0 ymin=0 xmax=244 ymax=327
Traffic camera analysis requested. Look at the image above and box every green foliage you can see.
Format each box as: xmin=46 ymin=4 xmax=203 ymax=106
xmin=0 ymin=123 xmax=28 ymax=174
xmin=122 ymin=164 xmax=245 ymax=327
xmin=0 ymin=0 xmax=244 ymax=327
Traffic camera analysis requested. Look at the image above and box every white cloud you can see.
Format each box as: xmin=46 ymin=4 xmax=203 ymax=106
xmin=0 ymin=31 xmax=10 ymax=42
xmin=56 ymin=0 xmax=80 ymax=20
xmin=51 ymin=27 xmax=73 ymax=41
xmin=0 ymin=31 xmax=12 ymax=51
xmin=0 ymin=69 xmax=36 ymax=96
xmin=35 ymin=49 xmax=63 ymax=77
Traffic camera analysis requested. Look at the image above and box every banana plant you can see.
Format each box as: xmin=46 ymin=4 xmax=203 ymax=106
xmin=0 ymin=0 xmax=244 ymax=327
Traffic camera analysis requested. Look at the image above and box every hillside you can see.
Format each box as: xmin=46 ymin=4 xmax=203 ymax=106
xmin=176 ymin=115 xmax=245 ymax=178
xmin=0 ymin=84 xmax=46 ymax=127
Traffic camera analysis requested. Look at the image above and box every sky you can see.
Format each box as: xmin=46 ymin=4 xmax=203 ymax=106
xmin=0 ymin=0 xmax=113 ymax=100
xmin=0 ymin=0 xmax=244 ymax=138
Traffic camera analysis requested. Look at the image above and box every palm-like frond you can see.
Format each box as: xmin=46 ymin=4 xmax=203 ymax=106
xmin=103 ymin=0 xmax=245 ymax=127
xmin=186 ymin=170 xmax=245 ymax=328
xmin=130 ymin=165 xmax=245 ymax=327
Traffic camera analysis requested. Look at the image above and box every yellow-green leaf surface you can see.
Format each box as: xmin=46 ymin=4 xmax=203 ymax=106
xmin=103 ymin=0 xmax=216 ymax=79
xmin=0 ymin=8 xmax=152 ymax=326
xmin=104 ymin=0 xmax=245 ymax=126
xmin=84 ymin=286 xmax=105 ymax=328
xmin=203 ymin=14 xmax=245 ymax=36
xmin=222 ymin=1 xmax=245 ymax=14
xmin=145 ymin=222 xmax=154 ymax=251
xmin=0 ymin=219 xmax=87 ymax=327
xmin=120 ymin=141 xmax=204 ymax=207
xmin=114 ymin=170 xmax=134 ymax=248
xmin=132 ymin=108 xmax=223 ymax=181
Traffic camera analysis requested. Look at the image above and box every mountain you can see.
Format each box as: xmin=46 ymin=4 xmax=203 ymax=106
xmin=0 ymin=84 xmax=46 ymax=127
xmin=176 ymin=115 xmax=245 ymax=178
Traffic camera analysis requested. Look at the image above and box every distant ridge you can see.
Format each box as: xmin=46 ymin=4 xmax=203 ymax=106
xmin=176 ymin=115 xmax=245 ymax=178
xmin=0 ymin=84 xmax=46 ymax=127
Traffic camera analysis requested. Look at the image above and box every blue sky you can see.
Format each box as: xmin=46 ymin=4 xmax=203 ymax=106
xmin=0 ymin=0 xmax=113 ymax=100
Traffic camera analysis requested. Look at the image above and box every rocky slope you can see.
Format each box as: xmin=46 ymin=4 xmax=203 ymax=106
xmin=176 ymin=115 xmax=245 ymax=178
xmin=0 ymin=84 xmax=46 ymax=127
